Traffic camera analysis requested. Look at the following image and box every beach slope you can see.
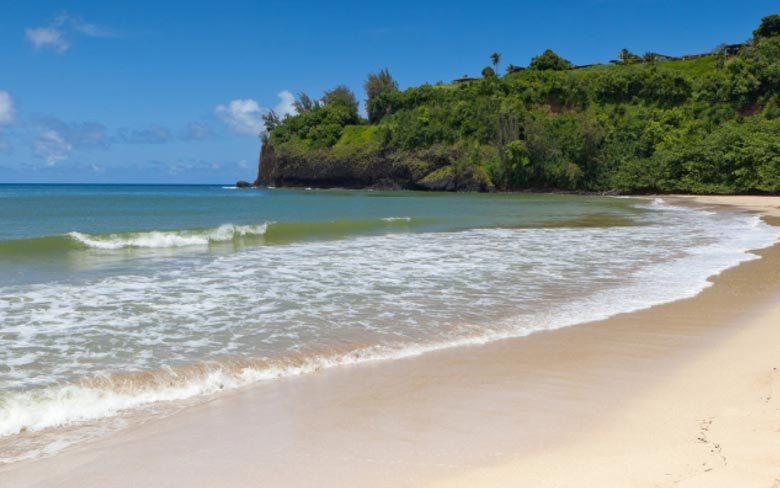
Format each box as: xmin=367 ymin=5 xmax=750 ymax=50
xmin=2 ymin=197 xmax=780 ymax=487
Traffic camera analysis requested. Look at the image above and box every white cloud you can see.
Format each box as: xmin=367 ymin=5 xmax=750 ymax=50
xmin=25 ymin=13 xmax=117 ymax=53
xmin=0 ymin=91 xmax=14 ymax=125
xmin=29 ymin=116 xmax=110 ymax=165
xmin=275 ymin=90 xmax=297 ymax=117
xmin=25 ymin=27 xmax=69 ymax=52
xmin=31 ymin=116 xmax=109 ymax=148
xmin=0 ymin=91 xmax=14 ymax=153
xmin=215 ymin=91 xmax=298 ymax=136
xmin=65 ymin=17 xmax=117 ymax=38
xmin=33 ymin=129 xmax=72 ymax=165
xmin=215 ymin=99 xmax=265 ymax=135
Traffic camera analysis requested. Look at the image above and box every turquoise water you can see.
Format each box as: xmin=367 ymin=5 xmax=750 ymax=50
xmin=0 ymin=184 xmax=637 ymax=285
xmin=0 ymin=184 xmax=638 ymax=243
xmin=1 ymin=184 xmax=778 ymax=462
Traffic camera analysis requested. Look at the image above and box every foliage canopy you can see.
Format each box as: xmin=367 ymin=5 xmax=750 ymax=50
xmin=529 ymin=49 xmax=573 ymax=71
xmin=260 ymin=16 xmax=780 ymax=194
xmin=364 ymin=69 xmax=399 ymax=124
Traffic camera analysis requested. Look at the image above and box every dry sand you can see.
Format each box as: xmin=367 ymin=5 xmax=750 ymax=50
xmin=672 ymin=194 xmax=780 ymax=218
xmin=435 ymin=195 xmax=780 ymax=487
xmin=2 ymin=196 xmax=780 ymax=487
xmin=435 ymin=276 xmax=780 ymax=487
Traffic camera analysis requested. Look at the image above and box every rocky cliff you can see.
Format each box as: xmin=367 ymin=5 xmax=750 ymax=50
xmin=251 ymin=141 xmax=495 ymax=192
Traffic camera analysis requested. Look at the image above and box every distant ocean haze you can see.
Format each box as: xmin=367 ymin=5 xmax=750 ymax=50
xmin=1 ymin=185 xmax=778 ymax=463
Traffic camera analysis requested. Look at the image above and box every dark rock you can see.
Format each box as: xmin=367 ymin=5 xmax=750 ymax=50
xmin=417 ymin=164 xmax=493 ymax=192
xmin=371 ymin=179 xmax=403 ymax=191
xmin=235 ymin=181 xmax=252 ymax=188
xmin=252 ymin=140 xmax=494 ymax=192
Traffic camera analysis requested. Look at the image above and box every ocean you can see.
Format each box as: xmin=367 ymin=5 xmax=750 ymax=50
xmin=1 ymin=184 xmax=778 ymax=462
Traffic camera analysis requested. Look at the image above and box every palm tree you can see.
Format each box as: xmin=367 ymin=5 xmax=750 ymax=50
xmin=618 ymin=48 xmax=638 ymax=65
xmin=490 ymin=52 xmax=502 ymax=76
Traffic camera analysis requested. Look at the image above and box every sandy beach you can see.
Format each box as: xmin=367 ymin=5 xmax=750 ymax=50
xmin=2 ymin=196 xmax=780 ymax=487
xmin=437 ymin=196 xmax=780 ymax=487
xmin=673 ymin=194 xmax=780 ymax=218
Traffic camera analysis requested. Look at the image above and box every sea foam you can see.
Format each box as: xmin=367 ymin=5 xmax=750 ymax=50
xmin=1 ymin=198 xmax=779 ymax=461
xmin=67 ymin=223 xmax=268 ymax=250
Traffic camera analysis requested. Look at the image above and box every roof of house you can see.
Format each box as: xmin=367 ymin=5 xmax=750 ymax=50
xmin=646 ymin=52 xmax=681 ymax=60
xmin=453 ymin=75 xmax=478 ymax=83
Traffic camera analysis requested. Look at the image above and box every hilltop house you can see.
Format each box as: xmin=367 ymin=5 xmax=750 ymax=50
xmin=461 ymin=42 xmax=747 ymax=82
xmin=453 ymin=74 xmax=479 ymax=84
xmin=722 ymin=43 xmax=745 ymax=55
xmin=645 ymin=52 xmax=680 ymax=62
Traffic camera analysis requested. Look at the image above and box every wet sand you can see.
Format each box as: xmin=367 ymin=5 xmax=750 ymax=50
xmin=672 ymin=194 xmax=780 ymax=217
xmin=2 ymin=197 xmax=780 ymax=487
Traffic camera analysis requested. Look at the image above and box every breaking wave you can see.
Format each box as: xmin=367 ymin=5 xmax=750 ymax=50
xmin=67 ymin=224 xmax=269 ymax=250
xmin=2 ymin=197 xmax=779 ymax=463
xmin=0 ymin=217 xmax=423 ymax=255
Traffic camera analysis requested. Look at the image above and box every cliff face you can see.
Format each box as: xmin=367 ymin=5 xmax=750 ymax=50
xmin=252 ymin=141 xmax=276 ymax=186
xmin=252 ymin=142 xmax=495 ymax=192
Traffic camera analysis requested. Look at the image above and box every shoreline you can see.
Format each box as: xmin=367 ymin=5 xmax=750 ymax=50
xmin=435 ymin=195 xmax=780 ymax=487
xmin=435 ymin=296 xmax=780 ymax=487
xmin=669 ymin=194 xmax=780 ymax=218
xmin=2 ymin=196 xmax=780 ymax=486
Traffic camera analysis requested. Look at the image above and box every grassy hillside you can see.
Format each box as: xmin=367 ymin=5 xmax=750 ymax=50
xmin=256 ymin=15 xmax=780 ymax=194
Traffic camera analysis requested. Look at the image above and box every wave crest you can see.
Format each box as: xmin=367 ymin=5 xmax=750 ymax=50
xmin=67 ymin=224 xmax=269 ymax=250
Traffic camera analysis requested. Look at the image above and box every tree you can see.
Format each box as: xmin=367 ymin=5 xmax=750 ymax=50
xmin=529 ymin=49 xmax=573 ymax=71
xmin=618 ymin=48 xmax=640 ymax=65
xmin=322 ymin=85 xmax=359 ymax=110
xmin=754 ymin=14 xmax=780 ymax=39
xmin=490 ymin=52 xmax=502 ymax=75
xmin=256 ymin=14 xmax=780 ymax=194
xmin=293 ymin=92 xmax=318 ymax=113
xmin=494 ymin=111 xmax=520 ymax=189
xmin=320 ymin=86 xmax=360 ymax=129
xmin=364 ymin=68 xmax=399 ymax=124
xmin=261 ymin=111 xmax=281 ymax=135
xmin=481 ymin=66 xmax=496 ymax=78
xmin=643 ymin=52 xmax=659 ymax=64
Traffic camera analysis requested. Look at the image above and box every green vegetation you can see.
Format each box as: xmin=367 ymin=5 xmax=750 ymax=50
xmin=490 ymin=52 xmax=502 ymax=74
xmin=364 ymin=68 xmax=399 ymax=124
xmin=256 ymin=15 xmax=780 ymax=194
xmin=528 ymin=49 xmax=573 ymax=71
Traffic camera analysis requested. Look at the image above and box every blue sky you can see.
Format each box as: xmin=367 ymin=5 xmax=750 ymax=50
xmin=0 ymin=0 xmax=777 ymax=184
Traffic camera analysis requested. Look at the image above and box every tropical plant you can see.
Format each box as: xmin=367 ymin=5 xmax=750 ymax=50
xmin=490 ymin=52 xmax=502 ymax=75
xmin=754 ymin=14 xmax=780 ymax=39
xmin=258 ymin=15 xmax=780 ymax=194
xmin=322 ymin=85 xmax=359 ymax=110
xmin=261 ymin=111 xmax=281 ymax=133
xmin=529 ymin=49 xmax=573 ymax=71
xmin=481 ymin=66 xmax=496 ymax=77
xmin=293 ymin=92 xmax=318 ymax=113
xmin=618 ymin=48 xmax=640 ymax=65
xmin=364 ymin=68 xmax=399 ymax=123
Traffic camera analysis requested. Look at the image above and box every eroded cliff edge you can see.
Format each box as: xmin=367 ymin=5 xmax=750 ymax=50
xmin=252 ymin=141 xmax=495 ymax=192
xmin=240 ymin=16 xmax=780 ymax=195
